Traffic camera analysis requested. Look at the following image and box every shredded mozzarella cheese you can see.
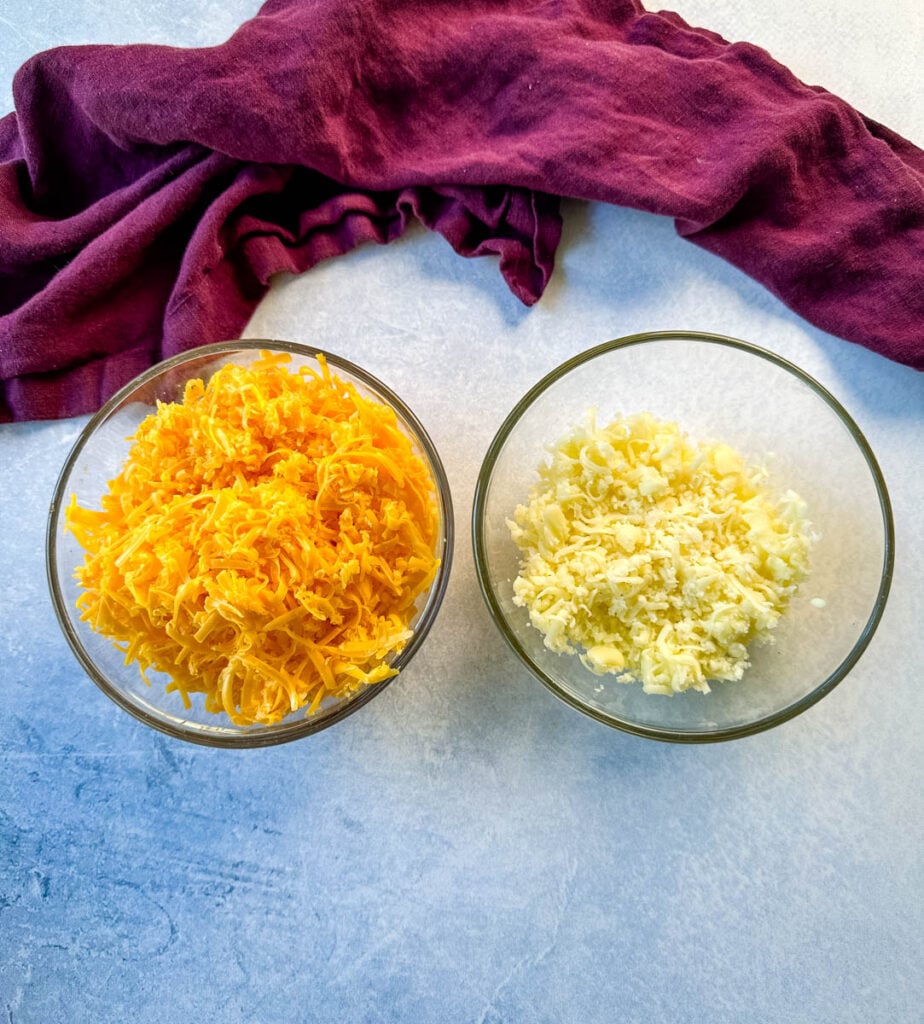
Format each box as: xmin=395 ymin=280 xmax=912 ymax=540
xmin=509 ymin=412 xmax=812 ymax=694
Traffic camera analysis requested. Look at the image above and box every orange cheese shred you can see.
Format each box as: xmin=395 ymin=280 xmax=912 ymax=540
xmin=66 ymin=352 xmax=441 ymax=725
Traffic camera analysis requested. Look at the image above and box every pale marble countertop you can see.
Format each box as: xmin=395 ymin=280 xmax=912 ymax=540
xmin=1 ymin=3 xmax=922 ymax=1022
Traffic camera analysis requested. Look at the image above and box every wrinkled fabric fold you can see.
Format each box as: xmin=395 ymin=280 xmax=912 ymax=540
xmin=1 ymin=0 xmax=922 ymax=420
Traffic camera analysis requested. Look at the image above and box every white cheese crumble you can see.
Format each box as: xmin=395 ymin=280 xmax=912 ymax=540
xmin=508 ymin=412 xmax=813 ymax=695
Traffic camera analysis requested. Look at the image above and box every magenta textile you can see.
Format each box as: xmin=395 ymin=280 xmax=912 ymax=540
xmin=1 ymin=0 xmax=922 ymax=421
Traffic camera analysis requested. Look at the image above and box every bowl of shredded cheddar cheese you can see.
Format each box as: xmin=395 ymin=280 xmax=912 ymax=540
xmin=48 ymin=341 xmax=453 ymax=746
xmin=473 ymin=332 xmax=893 ymax=742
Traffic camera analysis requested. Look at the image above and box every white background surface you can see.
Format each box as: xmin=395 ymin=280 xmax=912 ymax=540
xmin=1 ymin=3 xmax=922 ymax=1022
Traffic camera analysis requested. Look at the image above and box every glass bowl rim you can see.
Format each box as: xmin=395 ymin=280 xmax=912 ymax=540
xmin=47 ymin=339 xmax=455 ymax=748
xmin=471 ymin=329 xmax=895 ymax=744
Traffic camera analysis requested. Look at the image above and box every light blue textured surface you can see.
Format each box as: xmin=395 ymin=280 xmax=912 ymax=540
xmin=1 ymin=3 xmax=923 ymax=1022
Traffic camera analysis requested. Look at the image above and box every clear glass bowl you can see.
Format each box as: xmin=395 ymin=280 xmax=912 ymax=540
xmin=472 ymin=331 xmax=893 ymax=742
xmin=47 ymin=341 xmax=454 ymax=747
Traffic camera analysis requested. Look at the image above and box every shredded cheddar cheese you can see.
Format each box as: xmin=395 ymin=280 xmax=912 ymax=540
xmin=66 ymin=352 xmax=441 ymax=725
xmin=509 ymin=412 xmax=812 ymax=695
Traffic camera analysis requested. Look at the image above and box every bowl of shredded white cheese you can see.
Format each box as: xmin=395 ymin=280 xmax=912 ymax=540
xmin=472 ymin=331 xmax=893 ymax=742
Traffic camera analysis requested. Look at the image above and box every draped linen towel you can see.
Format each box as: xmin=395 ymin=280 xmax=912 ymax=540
xmin=1 ymin=0 xmax=922 ymax=420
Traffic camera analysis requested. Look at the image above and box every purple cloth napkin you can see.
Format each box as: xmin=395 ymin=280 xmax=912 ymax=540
xmin=1 ymin=0 xmax=922 ymax=421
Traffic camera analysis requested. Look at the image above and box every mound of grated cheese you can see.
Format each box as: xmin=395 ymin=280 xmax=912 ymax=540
xmin=508 ymin=412 xmax=812 ymax=695
xmin=66 ymin=351 xmax=440 ymax=726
